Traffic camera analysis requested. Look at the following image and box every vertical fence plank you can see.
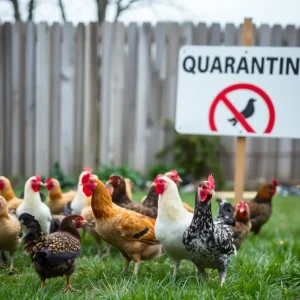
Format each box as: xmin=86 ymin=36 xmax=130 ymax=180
xmin=109 ymin=22 xmax=125 ymax=166
xmin=49 ymin=23 xmax=61 ymax=171
xmin=74 ymin=23 xmax=85 ymax=174
xmin=133 ymin=23 xmax=152 ymax=174
xmin=223 ymin=23 xmax=236 ymax=45
xmin=59 ymin=23 xmax=75 ymax=175
xmin=160 ymin=23 xmax=181 ymax=165
xmin=0 ymin=25 xmax=4 ymax=174
xmin=83 ymin=23 xmax=98 ymax=168
xmin=182 ymin=22 xmax=194 ymax=44
xmin=208 ymin=23 xmax=222 ymax=45
xmin=123 ymin=23 xmax=138 ymax=167
xmin=277 ymin=25 xmax=297 ymax=180
xmin=24 ymin=22 xmax=36 ymax=177
xmin=3 ymin=23 xmax=13 ymax=175
xmin=35 ymin=22 xmax=50 ymax=176
xmin=194 ymin=22 xmax=207 ymax=45
xmin=99 ymin=22 xmax=113 ymax=167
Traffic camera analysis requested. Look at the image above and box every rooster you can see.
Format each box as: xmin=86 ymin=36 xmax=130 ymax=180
xmin=232 ymin=200 xmax=252 ymax=249
xmin=0 ymin=176 xmax=23 ymax=213
xmin=153 ymin=175 xmax=193 ymax=278
xmin=183 ymin=175 xmax=236 ymax=286
xmin=19 ymin=213 xmax=87 ymax=292
xmin=16 ymin=176 xmax=52 ymax=235
xmin=246 ymin=179 xmax=278 ymax=235
xmin=0 ymin=196 xmax=21 ymax=273
xmin=81 ymin=172 xmax=163 ymax=274
xmin=44 ymin=178 xmax=76 ymax=214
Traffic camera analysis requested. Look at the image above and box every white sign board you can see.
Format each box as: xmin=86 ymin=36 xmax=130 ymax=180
xmin=175 ymin=46 xmax=300 ymax=138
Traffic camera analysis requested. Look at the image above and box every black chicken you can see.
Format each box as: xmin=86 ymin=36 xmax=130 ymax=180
xmin=19 ymin=213 xmax=87 ymax=292
xmin=183 ymin=175 xmax=236 ymax=286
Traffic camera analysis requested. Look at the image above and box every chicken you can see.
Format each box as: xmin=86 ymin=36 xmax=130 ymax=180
xmin=50 ymin=215 xmax=66 ymax=233
xmin=19 ymin=213 xmax=87 ymax=292
xmin=0 ymin=196 xmax=21 ymax=273
xmin=153 ymin=175 xmax=193 ymax=278
xmin=80 ymin=197 xmax=111 ymax=256
xmin=232 ymin=200 xmax=252 ymax=249
xmin=183 ymin=175 xmax=236 ymax=286
xmin=0 ymin=176 xmax=23 ymax=213
xmin=16 ymin=176 xmax=52 ymax=235
xmin=246 ymin=179 xmax=278 ymax=235
xmin=107 ymin=174 xmax=157 ymax=218
xmin=81 ymin=172 xmax=163 ymax=274
xmin=44 ymin=178 xmax=76 ymax=215
xmin=214 ymin=197 xmax=236 ymax=227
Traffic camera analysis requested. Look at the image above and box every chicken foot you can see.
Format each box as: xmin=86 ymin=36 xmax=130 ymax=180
xmin=219 ymin=270 xmax=227 ymax=287
xmin=7 ymin=256 xmax=16 ymax=274
xmin=134 ymin=261 xmax=140 ymax=275
xmin=173 ymin=261 xmax=181 ymax=278
xmin=62 ymin=276 xmax=79 ymax=292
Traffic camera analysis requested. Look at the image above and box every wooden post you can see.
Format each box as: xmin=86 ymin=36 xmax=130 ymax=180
xmin=234 ymin=18 xmax=253 ymax=203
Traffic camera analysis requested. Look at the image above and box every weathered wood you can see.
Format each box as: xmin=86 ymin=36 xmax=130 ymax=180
xmin=60 ymin=22 xmax=75 ymax=175
xmin=209 ymin=23 xmax=222 ymax=45
xmin=74 ymin=23 xmax=85 ymax=174
xmin=133 ymin=23 xmax=152 ymax=174
xmin=224 ymin=23 xmax=236 ymax=45
xmin=195 ymin=22 xmax=207 ymax=45
xmin=99 ymin=22 xmax=113 ymax=167
xmin=3 ymin=23 xmax=13 ymax=175
xmin=181 ymin=22 xmax=194 ymax=44
xmin=35 ymin=22 xmax=50 ymax=176
xmin=0 ymin=25 xmax=4 ymax=174
xmin=24 ymin=22 xmax=36 ymax=177
xmin=123 ymin=23 xmax=138 ymax=167
xmin=49 ymin=23 xmax=61 ymax=170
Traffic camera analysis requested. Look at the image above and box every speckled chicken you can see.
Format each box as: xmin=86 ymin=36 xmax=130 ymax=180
xmin=232 ymin=200 xmax=252 ymax=249
xmin=246 ymin=179 xmax=278 ymax=235
xmin=183 ymin=175 xmax=236 ymax=286
xmin=19 ymin=213 xmax=87 ymax=292
xmin=0 ymin=196 xmax=21 ymax=273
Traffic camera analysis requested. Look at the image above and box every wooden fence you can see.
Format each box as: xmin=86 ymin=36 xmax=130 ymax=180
xmin=0 ymin=21 xmax=300 ymax=185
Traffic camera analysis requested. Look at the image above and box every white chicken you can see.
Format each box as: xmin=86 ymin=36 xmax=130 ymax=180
xmin=16 ymin=176 xmax=52 ymax=235
xmin=153 ymin=175 xmax=193 ymax=278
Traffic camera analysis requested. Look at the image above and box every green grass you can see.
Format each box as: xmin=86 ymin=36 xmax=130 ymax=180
xmin=1 ymin=193 xmax=299 ymax=299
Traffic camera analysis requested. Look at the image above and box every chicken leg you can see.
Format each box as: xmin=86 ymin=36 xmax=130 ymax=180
xmin=62 ymin=276 xmax=79 ymax=292
xmin=219 ymin=270 xmax=227 ymax=287
xmin=173 ymin=261 xmax=181 ymax=278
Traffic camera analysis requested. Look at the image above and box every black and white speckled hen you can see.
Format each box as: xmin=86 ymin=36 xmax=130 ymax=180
xmin=183 ymin=175 xmax=236 ymax=286
xmin=18 ymin=212 xmax=87 ymax=292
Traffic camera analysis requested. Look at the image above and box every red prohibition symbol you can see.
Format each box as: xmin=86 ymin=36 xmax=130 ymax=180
xmin=209 ymin=83 xmax=275 ymax=133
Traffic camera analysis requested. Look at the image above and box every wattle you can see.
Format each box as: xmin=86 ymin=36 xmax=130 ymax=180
xmin=83 ymin=186 xmax=93 ymax=197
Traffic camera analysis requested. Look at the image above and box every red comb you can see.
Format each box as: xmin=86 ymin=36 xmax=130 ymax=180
xmin=82 ymin=173 xmax=91 ymax=184
xmin=169 ymin=170 xmax=178 ymax=175
xmin=35 ymin=175 xmax=41 ymax=182
xmin=208 ymin=174 xmax=215 ymax=190
xmin=83 ymin=166 xmax=93 ymax=173
xmin=45 ymin=177 xmax=52 ymax=184
xmin=154 ymin=174 xmax=164 ymax=182
xmin=272 ymin=179 xmax=278 ymax=186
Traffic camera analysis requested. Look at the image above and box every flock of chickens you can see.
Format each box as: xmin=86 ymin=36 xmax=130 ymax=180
xmin=0 ymin=169 xmax=279 ymax=292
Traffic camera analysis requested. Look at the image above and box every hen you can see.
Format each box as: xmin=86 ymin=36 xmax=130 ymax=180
xmin=232 ymin=200 xmax=252 ymax=249
xmin=0 ymin=196 xmax=21 ymax=272
xmin=108 ymin=174 xmax=157 ymax=218
xmin=0 ymin=176 xmax=23 ymax=213
xmin=82 ymin=172 xmax=163 ymax=274
xmin=16 ymin=176 xmax=52 ymax=235
xmin=183 ymin=175 xmax=236 ymax=286
xmin=19 ymin=213 xmax=86 ymax=292
xmin=246 ymin=179 xmax=278 ymax=235
xmin=153 ymin=175 xmax=193 ymax=278
xmin=45 ymin=178 xmax=76 ymax=214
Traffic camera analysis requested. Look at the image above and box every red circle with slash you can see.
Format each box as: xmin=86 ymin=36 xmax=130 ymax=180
xmin=209 ymin=83 xmax=275 ymax=133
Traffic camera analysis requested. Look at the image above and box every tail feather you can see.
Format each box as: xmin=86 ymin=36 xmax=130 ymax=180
xmin=18 ymin=213 xmax=45 ymax=255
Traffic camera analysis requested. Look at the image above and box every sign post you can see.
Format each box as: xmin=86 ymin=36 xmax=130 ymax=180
xmin=234 ymin=18 xmax=253 ymax=204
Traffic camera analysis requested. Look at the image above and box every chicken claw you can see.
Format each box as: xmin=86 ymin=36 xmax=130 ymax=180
xmin=62 ymin=276 xmax=79 ymax=293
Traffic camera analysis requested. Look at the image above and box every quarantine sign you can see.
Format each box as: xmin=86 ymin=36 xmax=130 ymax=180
xmin=175 ymin=46 xmax=300 ymax=138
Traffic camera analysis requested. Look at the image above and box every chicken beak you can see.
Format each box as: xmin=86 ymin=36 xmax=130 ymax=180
xmin=177 ymin=177 xmax=182 ymax=183
xmin=106 ymin=180 xmax=111 ymax=185
xmin=81 ymin=220 xmax=88 ymax=225
xmin=151 ymin=182 xmax=157 ymax=187
xmin=239 ymin=208 xmax=245 ymax=213
xmin=208 ymin=189 xmax=215 ymax=196
xmin=40 ymin=182 xmax=45 ymax=186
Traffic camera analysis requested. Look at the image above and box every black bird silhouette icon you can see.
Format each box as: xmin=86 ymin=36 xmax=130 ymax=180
xmin=228 ymin=98 xmax=256 ymax=126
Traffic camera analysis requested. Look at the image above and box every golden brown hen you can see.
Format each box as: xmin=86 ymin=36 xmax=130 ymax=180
xmin=0 ymin=176 xmax=22 ymax=213
xmin=82 ymin=172 xmax=163 ymax=274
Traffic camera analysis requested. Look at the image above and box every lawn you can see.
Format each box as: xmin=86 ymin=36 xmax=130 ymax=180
xmin=0 ymin=192 xmax=299 ymax=299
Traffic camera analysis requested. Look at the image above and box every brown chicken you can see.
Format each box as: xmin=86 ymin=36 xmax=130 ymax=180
xmin=0 ymin=196 xmax=22 ymax=273
xmin=0 ymin=176 xmax=22 ymax=213
xmin=246 ymin=179 xmax=278 ymax=235
xmin=19 ymin=212 xmax=87 ymax=292
xmin=82 ymin=172 xmax=163 ymax=274
xmin=45 ymin=178 xmax=76 ymax=215
xmin=107 ymin=174 xmax=157 ymax=218
xmin=232 ymin=200 xmax=252 ymax=249
xmin=80 ymin=197 xmax=111 ymax=256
